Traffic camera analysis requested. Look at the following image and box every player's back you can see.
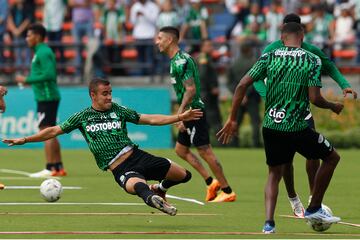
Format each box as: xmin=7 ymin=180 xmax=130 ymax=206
xmin=259 ymin=47 xmax=321 ymax=132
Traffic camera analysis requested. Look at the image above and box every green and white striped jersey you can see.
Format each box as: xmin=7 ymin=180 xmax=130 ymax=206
xmin=248 ymin=47 xmax=322 ymax=132
xmin=59 ymin=103 xmax=140 ymax=170
xmin=170 ymin=50 xmax=204 ymax=109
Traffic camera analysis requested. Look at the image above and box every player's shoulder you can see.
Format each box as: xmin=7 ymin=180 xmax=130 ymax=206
xmin=301 ymin=48 xmax=321 ymax=63
xmin=174 ymin=51 xmax=194 ymax=64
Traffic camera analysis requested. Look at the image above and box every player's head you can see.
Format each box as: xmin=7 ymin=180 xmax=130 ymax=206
xmin=283 ymin=13 xmax=301 ymax=24
xmin=89 ymin=78 xmax=112 ymax=111
xmin=156 ymin=26 xmax=180 ymax=53
xmin=26 ymin=23 xmax=47 ymax=48
xmin=281 ymin=22 xmax=304 ymax=46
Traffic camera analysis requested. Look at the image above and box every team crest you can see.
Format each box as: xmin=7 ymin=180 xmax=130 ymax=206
xmin=110 ymin=112 xmax=117 ymax=118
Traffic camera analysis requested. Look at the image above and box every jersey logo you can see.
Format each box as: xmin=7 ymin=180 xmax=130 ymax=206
xmin=170 ymin=77 xmax=176 ymax=84
xmin=85 ymin=121 xmax=122 ymax=132
xmin=175 ymin=59 xmax=186 ymax=66
xmin=110 ymin=112 xmax=117 ymax=119
xmin=269 ymin=108 xmax=286 ymax=123
xmin=32 ymin=55 xmax=37 ymax=63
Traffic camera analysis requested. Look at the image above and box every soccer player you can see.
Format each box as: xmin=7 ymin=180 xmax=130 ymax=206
xmin=155 ymin=26 xmax=236 ymax=202
xmin=253 ymin=13 xmax=358 ymax=217
xmin=218 ymin=22 xmax=343 ymax=233
xmin=3 ymin=78 xmax=203 ymax=215
xmin=14 ymin=23 xmax=66 ymax=177
xmin=0 ymin=85 xmax=7 ymax=189
xmin=0 ymin=85 xmax=7 ymax=113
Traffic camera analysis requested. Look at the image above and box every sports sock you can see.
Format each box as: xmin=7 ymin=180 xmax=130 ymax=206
xmin=133 ymin=182 xmax=155 ymax=207
xmin=46 ymin=163 xmax=55 ymax=171
xmin=306 ymin=206 xmax=321 ymax=213
xmin=222 ymin=186 xmax=232 ymax=194
xmin=161 ymin=170 xmax=192 ymax=189
xmin=205 ymin=176 xmax=213 ymax=186
xmin=265 ymin=220 xmax=275 ymax=227
xmin=54 ymin=162 xmax=64 ymax=171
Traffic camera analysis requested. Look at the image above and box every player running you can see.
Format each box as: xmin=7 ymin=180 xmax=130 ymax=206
xmin=156 ymin=26 xmax=236 ymax=202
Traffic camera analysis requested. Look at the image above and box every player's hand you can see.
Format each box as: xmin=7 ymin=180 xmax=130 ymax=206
xmin=343 ymin=88 xmax=358 ymax=99
xmin=216 ymin=118 xmax=238 ymax=144
xmin=175 ymin=121 xmax=186 ymax=132
xmin=15 ymin=75 xmax=26 ymax=83
xmin=0 ymin=86 xmax=7 ymax=96
xmin=331 ymin=102 xmax=344 ymax=115
xmin=0 ymin=98 xmax=6 ymax=113
xmin=180 ymin=108 xmax=203 ymax=121
xmin=2 ymin=137 xmax=26 ymax=146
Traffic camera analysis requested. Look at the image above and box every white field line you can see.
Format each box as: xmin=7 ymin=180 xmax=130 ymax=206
xmin=0 ymin=212 xmax=219 ymax=216
xmin=0 ymin=177 xmax=39 ymax=180
xmin=0 ymin=202 xmax=144 ymax=206
xmin=0 ymin=169 xmax=60 ymax=180
xmin=279 ymin=214 xmax=360 ymax=228
xmin=4 ymin=186 xmax=82 ymax=190
xmin=166 ymin=194 xmax=204 ymax=205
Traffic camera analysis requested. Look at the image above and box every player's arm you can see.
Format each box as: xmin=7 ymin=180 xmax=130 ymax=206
xmin=138 ymin=108 xmax=203 ymax=125
xmin=305 ymin=42 xmax=357 ymax=99
xmin=308 ymin=87 xmax=343 ymax=114
xmin=178 ymin=78 xmax=196 ymax=114
xmin=217 ymin=75 xmax=254 ymax=144
xmin=2 ymin=126 xmax=64 ymax=146
xmin=308 ymin=56 xmax=343 ymax=115
xmin=0 ymin=85 xmax=7 ymax=113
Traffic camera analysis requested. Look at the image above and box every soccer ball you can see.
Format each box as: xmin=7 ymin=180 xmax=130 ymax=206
xmin=40 ymin=179 xmax=63 ymax=202
xmin=308 ymin=205 xmax=333 ymax=232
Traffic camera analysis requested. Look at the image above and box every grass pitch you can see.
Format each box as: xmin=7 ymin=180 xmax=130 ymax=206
xmin=0 ymin=148 xmax=359 ymax=239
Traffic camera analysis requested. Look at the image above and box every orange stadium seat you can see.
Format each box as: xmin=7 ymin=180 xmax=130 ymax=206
xmin=35 ymin=0 xmax=44 ymax=5
xmin=35 ymin=9 xmax=43 ymax=20
xmin=333 ymin=49 xmax=357 ymax=59
xmin=65 ymin=66 xmax=76 ymax=74
xmin=121 ymin=49 xmax=138 ymax=59
xmin=62 ymin=35 xmax=74 ymax=44
xmin=64 ymin=50 xmax=76 ymax=59
xmin=62 ymin=22 xmax=73 ymax=31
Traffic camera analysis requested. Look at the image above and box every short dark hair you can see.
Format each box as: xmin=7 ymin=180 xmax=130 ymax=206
xmin=159 ymin=26 xmax=180 ymax=41
xmin=89 ymin=77 xmax=111 ymax=96
xmin=27 ymin=23 xmax=47 ymax=40
xmin=283 ymin=13 xmax=301 ymax=24
xmin=281 ymin=22 xmax=304 ymax=35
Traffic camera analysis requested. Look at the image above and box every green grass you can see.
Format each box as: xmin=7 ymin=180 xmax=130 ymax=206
xmin=0 ymin=148 xmax=359 ymax=239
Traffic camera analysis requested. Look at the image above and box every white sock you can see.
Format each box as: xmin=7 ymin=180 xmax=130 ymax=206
xmin=159 ymin=182 xmax=168 ymax=192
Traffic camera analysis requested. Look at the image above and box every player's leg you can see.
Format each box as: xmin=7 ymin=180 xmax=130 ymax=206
xmin=30 ymin=101 xmax=65 ymax=178
xmin=196 ymin=144 xmax=235 ymax=202
xmin=262 ymin=127 xmax=296 ymax=233
xmin=296 ymin=128 xmax=341 ymax=223
xmin=111 ymin=155 xmax=177 ymax=216
xmin=192 ymin=114 xmax=235 ymax=202
xmin=282 ymin=162 xmax=305 ymax=217
xmin=264 ymin=164 xmax=283 ymax=233
xmin=150 ymin=159 xmax=192 ymax=201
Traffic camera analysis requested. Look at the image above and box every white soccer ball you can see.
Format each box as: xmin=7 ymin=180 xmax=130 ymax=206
xmin=40 ymin=179 xmax=63 ymax=202
xmin=308 ymin=205 xmax=333 ymax=232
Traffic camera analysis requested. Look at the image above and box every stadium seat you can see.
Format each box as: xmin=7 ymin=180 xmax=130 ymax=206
xmin=62 ymin=35 xmax=74 ymax=44
xmin=65 ymin=66 xmax=76 ymax=74
xmin=121 ymin=49 xmax=138 ymax=59
xmin=64 ymin=50 xmax=76 ymax=59
xmin=62 ymin=22 xmax=73 ymax=31
xmin=35 ymin=0 xmax=44 ymax=5
xmin=333 ymin=49 xmax=357 ymax=59
xmin=35 ymin=9 xmax=43 ymax=20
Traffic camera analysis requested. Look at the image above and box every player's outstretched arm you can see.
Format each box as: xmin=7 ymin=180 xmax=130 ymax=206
xmin=217 ymin=74 xmax=254 ymax=144
xmin=308 ymin=86 xmax=344 ymax=115
xmin=139 ymin=108 xmax=203 ymax=126
xmin=3 ymin=126 xmax=64 ymax=146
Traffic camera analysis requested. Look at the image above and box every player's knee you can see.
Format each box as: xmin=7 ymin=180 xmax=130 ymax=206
xmin=181 ymin=170 xmax=192 ymax=183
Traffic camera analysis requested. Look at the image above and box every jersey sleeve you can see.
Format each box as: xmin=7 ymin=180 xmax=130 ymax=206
xmin=248 ymin=53 xmax=269 ymax=82
xmin=303 ymin=42 xmax=350 ymax=89
xmin=180 ymin=59 xmax=195 ymax=83
xmin=308 ymin=56 xmax=322 ymax=87
xmin=59 ymin=111 xmax=83 ymax=133
xmin=119 ymin=105 xmax=140 ymax=124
